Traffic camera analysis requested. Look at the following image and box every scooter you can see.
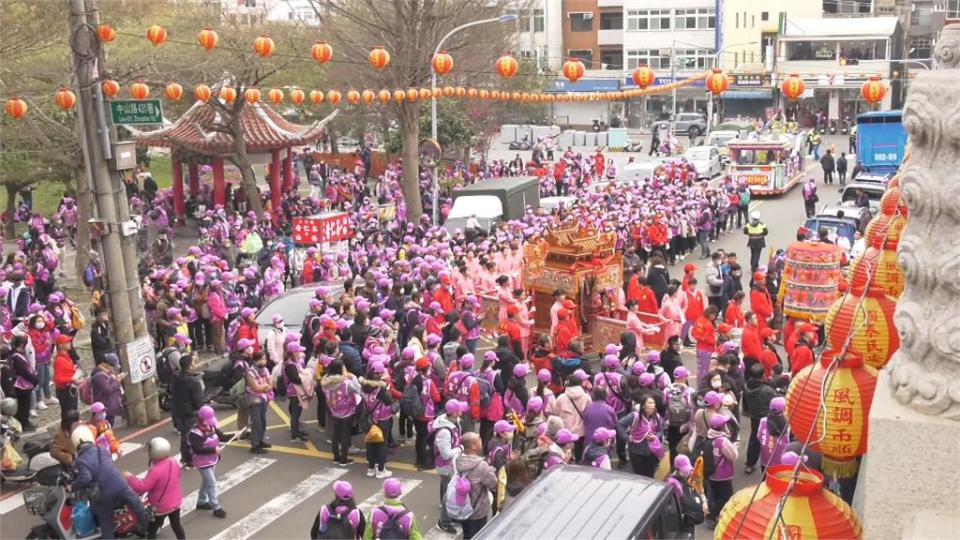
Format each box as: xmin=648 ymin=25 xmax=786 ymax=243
xmin=24 ymin=472 xmax=142 ymax=539
xmin=508 ymin=135 xmax=531 ymax=151
xmin=1 ymin=416 xmax=60 ymax=486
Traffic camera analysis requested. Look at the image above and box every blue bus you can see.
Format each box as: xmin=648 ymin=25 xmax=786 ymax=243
xmin=856 ymin=110 xmax=908 ymax=175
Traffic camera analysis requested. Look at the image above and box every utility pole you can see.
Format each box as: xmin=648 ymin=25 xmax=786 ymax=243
xmin=69 ymin=0 xmax=160 ymax=426
xmin=671 ymin=40 xmax=677 ymax=135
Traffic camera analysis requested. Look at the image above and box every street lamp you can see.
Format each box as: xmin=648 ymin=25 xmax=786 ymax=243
xmin=430 ymin=12 xmax=518 ymax=224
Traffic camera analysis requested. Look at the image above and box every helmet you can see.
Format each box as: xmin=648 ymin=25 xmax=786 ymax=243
xmin=71 ymin=425 xmax=96 ymax=450
xmin=0 ymin=397 xmax=17 ymax=416
xmin=147 ymin=437 xmax=172 ymax=460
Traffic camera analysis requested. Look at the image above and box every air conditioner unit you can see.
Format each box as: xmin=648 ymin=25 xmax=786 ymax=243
xmin=584 ymin=13 xmax=594 ymax=19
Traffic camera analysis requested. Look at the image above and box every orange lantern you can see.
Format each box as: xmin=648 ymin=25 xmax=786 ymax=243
xmin=705 ymin=69 xmax=730 ymax=96
xmin=377 ymin=90 xmax=391 ymax=104
xmin=864 ymin=213 xmax=905 ymax=248
xmin=194 ymin=84 xmax=212 ymax=103
xmin=97 ymin=24 xmax=116 ymax=43
xmin=442 ymin=86 xmax=454 ymax=98
xmin=361 ymin=90 xmax=375 ymax=104
xmin=54 ymin=88 xmax=77 ymax=110
xmin=101 ymin=80 xmax=120 ymax=98
xmin=368 ymin=46 xmax=390 ymax=70
xmin=632 ymin=66 xmax=656 ymax=88
xmin=253 ymin=35 xmax=275 ymax=58
xmin=467 ymin=88 xmax=478 ymax=99
xmin=495 ymin=54 xmax=518 ymax=79
xmin=879 ymin=186 xmax=907 ymax=220
xmin=432 ymin=51 xmax=453 ymax=76
xmin=861 ymin=75 xmax=886 ymax=104
xmin=715 ymin=465 xmax=862 ymax=539
xmin=219 ymin=86 xmax=237 ymax=103
xmin=455 ymin=87 xmax=466 ymax=98
xmin=824 ymin=286 xmax=899 ymax=369
xmin=406 ymin=88 xmax=419 ymax=102
xmin=327 ymin=90 xmax=341 ymax=105
xmin=244 ymin=88 xmax=261 ymax=104
xmin=393 ymin=89 xmax=406 ymax=103
xmin=309 ymin=90 xmax=324 ymax=104
xmin=489 ymin=90 xmax=500 ymax=100
xmin=164 ymin=82 xmax=183 ymax=101
xmin=5 ymin=97 xmax=27 ymax=120
xmin=419 ymin=88 xmax=431 ymax=100
xmin=529 ymin=94 xmax=540 ymax=104
xmin=431 ymin=88 xmax=443 ymax=99
xmin=562 ymin=58 xmax=585 ymax=83
xmin=479 ymin=89 xmax=490 ymax=100
xmin=146 ymin=25 xmax=167 ymax=46
xmin=849 ymin=236 xmax=903 ymax=298
xmin=516 ymin=92 xmax=526 ymax=102
xmin=786 ymin=349 xmax=877 ymax=477
xmin=129 ymin=81 xmax=149 ymax=100
xmin=311 ymin=41 xmax=333 ymax=64
xmin=289 ymin=88 xmax=305 ymax=105
xmin=267 ymin=88 xmax=284 ymax=104
xmin=197 ymin=27 xmax=219 ymax=51
xmin=781 ymin=73 xmax=806 ymax=101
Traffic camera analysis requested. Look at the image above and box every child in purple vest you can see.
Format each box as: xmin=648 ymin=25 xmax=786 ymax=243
xmin=311 ymin=480 xmax=365 ymax=540
xmin=364 ymin=479 xmax=422 ymax=540
xmin=706 ymin=413 xmax=738 ymax=524
xmin=757 ymin=397 xmax=790 ymax=470
xmin=581 ymin=427 xmax=616 ymax=470
xmin=188 ymin=406 xmax=227 ymax=518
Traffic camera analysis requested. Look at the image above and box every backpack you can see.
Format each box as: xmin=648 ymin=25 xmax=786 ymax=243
xmin=300 ymin=314 xmax=318 ymax=350
xmin=695 ymin=437 xmax=718 ymax=477
xmin=318 ymin=506 xmax=357 ymax=540
xmin=82 ymin=263 xmax=96 ymax=287
xmin=665 ymin=385 xmax=691 ymax=426
xmin=444 ymin=466 xmax=479 ymax=521
xmin=476 ymin=375 xmax=493 ymax=409
xmin=78 ymin=376 xmax=94 ymax=406
xmin=376 ymin=506 xmax=411 ymax=540
xmin=272 ymin=362 xmax=287 ymax=399
xmin=673 ymin=473 xmax=705 ymax=527
xmin=739 ymin=189 xmax=751 ymax=207
xmin=399 ymin=376 xmax=425 ymax=418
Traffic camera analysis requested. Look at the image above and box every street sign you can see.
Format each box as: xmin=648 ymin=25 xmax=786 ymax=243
xmin=125 ymin=336 xmax=156 ymax=384
xmin=110 ymin=99 xmax=163 ymax=125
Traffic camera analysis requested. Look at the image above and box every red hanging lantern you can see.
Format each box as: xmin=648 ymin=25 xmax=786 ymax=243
xmin=289 ymin=88 xmax=305 ymax=105
xmin=861 ymin=75 xmax=886 ymax=104
xmin=164 ymin=82 xmax=183 ymax=101
xmin=345 ymin=90 xmax=360 ymax=105
xmin=361 ymin=90 xmax=375 ymax=104
xmin=377 ymin=89 xmax=391 ymax=104
xmin=780 ymin=240 xmax=845 ymax=324
xmin=54 ymin=88 xmax=77 ymax=110
xmin=266 ymin=88 xmax=284 ymax=104
xmin=495 ymin=54 xmax=518 ymax=79
xmin=479 ymin=89 xmax=490 ymax=100
xmin=781 ymin=73 xmax=806 ymax=101
xmin=194 ymin=84 xmax=212 ymax=103
xmin=219 ymin=86 xmax=237 ymax=104
xmin=129 ymin=81 xmax=150 ymax=100
xmin=419 ymin=88 xmax=431 ymax=100
xmin=101 ymin=80 xmax=120 ymax=98
xmin=406 ymin=88 xmax=419 ymax=102
xmin=309 ymin=90 xmax=324 ymax=104
xmin=864 ymin=212 xmax=905 ymax=248
xmin=368 ymin=46 xmax=390 ymax=70
xmin=632 ymin=65 xmax=656 ymax=88
xmin=197 ymin=27 xmax=219 ymax=51
xmin=326 ymin=90 xmax=341 ymax=105
xmin=824 ymin=286 xmax=899 ymax=369
xmin=5 ymin=97 xmax=27 ymax=120
xmin=311 ymin=41 xmax=333 ymax=64
xmin=562 ymin=58 xmax=585 ymax=83
xmin=253 ymin=35 xmax=275 ymax=58
xmin=244 ymin=88 xmax=261 ymax=104
xmin=146 ymin=25 xmax=167 ymax=46
xmin=432 ymin=51 xmax=453 ymax=76
xmin=97 ymin=24 xmax=116 ymax=43
xmin=879 ymin=186 xmax=908 ymax=220
xmin=705 ymin=69 xmax=730 ymax=96
xmin=715 ymin=465 xmax=862 ymax=539
xmin=849 ymin=236 xmax=903 ymax=298
xmin=393 ymin=89 xmax=406 ymax=103
xmin=786 ymin=349 xmax=877 ymax=478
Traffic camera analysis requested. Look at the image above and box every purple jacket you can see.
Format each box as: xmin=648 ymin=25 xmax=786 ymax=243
xmin=91 ymin=369 xmax=124 ymax=417
xmin=582 ymin=400 xmax=618 ymax=446
xmin=75 ymin=445 xmax=128 ymax=499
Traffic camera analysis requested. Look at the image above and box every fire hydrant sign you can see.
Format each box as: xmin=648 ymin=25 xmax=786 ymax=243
xmin=125 ymin=336 xmax=156 ymax=384
xmin=292 ymin=212 xmax=353 ymax=245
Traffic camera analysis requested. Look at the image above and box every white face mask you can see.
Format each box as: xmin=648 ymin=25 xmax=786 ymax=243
xmin=711 ymin=379 xmax=722 ymax=389
xmin=34 ymin=322 xmax=45 ymax=330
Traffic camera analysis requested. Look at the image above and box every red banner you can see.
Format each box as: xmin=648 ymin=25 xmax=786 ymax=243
xmin=292 ymin=213 xmax=353 ymax=245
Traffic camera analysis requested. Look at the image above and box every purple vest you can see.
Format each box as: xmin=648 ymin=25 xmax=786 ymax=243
xmin=503 ymin=389 xmax=524 ymax=416
xmin=419 ymin=379 xmax=437 ymax=419
xmin=284 ymin=359 xmax=303 ymax=398
xmin=757 ymin=417 xmax=790 ymax=468
xmin=710 ymin=437 xmax=735 ymax=481
xmin=433 ymin=424 xmax=461 ymax=469
xmin=325 ymin=380 xmax=358 ymax=419
xmin=363 ymin=388 xmax=393 ymax=423
xmin=319 ymin=505 xmax=360 ymax=536
xmin=190 ymin=428 xmax=220 ymax=469
xmin=629 ymin=413 xmax=660 ymax=444
xmin=594 ymin=372 xmax=626 ymax=413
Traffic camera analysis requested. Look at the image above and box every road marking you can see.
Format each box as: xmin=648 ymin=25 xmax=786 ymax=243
xmin=166 ymin=456 xmax=276 ymax=528
xmin=356 ymin=478 xmax=423 ymax=516
xmin=208 ymin=468 xmax=347 ymax=540
xmin=119 ymin=442 xmax=142 ymax=457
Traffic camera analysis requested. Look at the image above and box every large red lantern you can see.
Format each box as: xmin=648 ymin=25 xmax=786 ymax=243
xmin=824 ymin=286 xmax=899 ymax=369
xmin=97 ymin=24 xmax=116 ymax=43
xmin=781 ymin=73 xmax=806 ymax=101
xmin=54 ymin=88 xmax=77 ymax=110
xmin=253 ymin=35 xmax=275 ymax=58
xmin=432 ymin=51 xmax=453 ymax=76
xmin=289 ymin=88 xmax=305 ymax=105
xmin=327 ymin=90 xmax=341 ymax=105
xmin=861 ymin=75 xmax=886 ymax=104
xmin=849 ymin=236 xmax=903 ymax=298
xmin=879 ymin=185 xmax=907 ymax=220
xmin=267 ymin=88 xmax=284 ymax=104
xmin=219 ymin=86 xmax=237 ymax=104
xmin=632 ymin=65 xmax=655 ymax=88
xmin=101 ymin=80 xmax=120 ymax=98
xmin=197 ymin=27 xmax=219 ymax=51
xmin=781 ymin=240 xmax=845 ymax=323
xmin=864 ymin=212 xmax=905 ymax=247
xmin=495 ymin=54 xmax=518 ymax=78
xmin=368 ymin=46 xmax=390 ymax=70
xmin=129 ymin=81 xmax=150 ymax=100
xmin=562 ymin=58 xmax=585 ymax=83
xmin=194 ymin=84 xmax=212 ymax=103
xmin=309 ymin=90 xmax=324 ymax=104
xmin=311 ymin=41 xmax=333 ymax=64
xmin=5 ymin=97 xmax=27 ymax=120
xmin=705 ymin=68 xmax=730 ymax=96
xmin=786 ymin=349 xmax=877 ymax=478
xmin=715 ymin=465 xmax=862 ymax=539
xmin=244 ymin=88 xmax=261 ymax=104
xmin=164 ymin=82 xmax=183 ymax=101
xmin=146 ymin=25 xmax=167 ymax=46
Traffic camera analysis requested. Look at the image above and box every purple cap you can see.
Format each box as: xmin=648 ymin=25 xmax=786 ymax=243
xmin=537 ymin=369 xmax=551 ymax=383
xmin=465 ymin=295 xmax=479 ymax=306
xmin=638 ymin=372 xmax=655 ymax=386
xmin=383 ymin=478 xmax=402 ymax=499
xmin=708 ymin=413 xmax=729 ymax=429
xmin=494 ymin=420 xmax=516 ymax=434
xmin=91 ymin=401 xmax=106 ymax=414
xmin=402 ymin=347 xmax=417 ymax=360
xmin=527 ymin=396 xmax=544 ymax=414
xmin=555 ymin=429 xmax=579 ymax=445
xmin=174 ymin=333 xmax=192 ymax=345
xmin=371 ymin=361 xmax=386 ymax=374
xmin=769 ymin=397 xmax=786 ymax=413
xmin=602 ymin=354 xmax=619 ymax=369
xmin=333 ymin=480 xmax=353 ymax=500
xmin=673 ymin=366 xmax=690 ymax=380
xmin=593 ymin=427 xmax=616 ymax=443
xmin=631 ymin=363 xmax=646 ymax=376
xmin=426 ymin=334 xmax=442 ymax=347
xmin=198 ymin=405 xmax=217 ymax=428
xmin=647 ymin=351 xmax=661 ymax=364
xmin=674 ymin=454 xmax=694 ymax=475
xmin=704 ymin=391 xmax=723 ymax=408
xmin=604 ymin=343 xmax=621 ymax=355
xmin=272 ymin=314 xmax=284 ymax=325
xmin=286 ymin=342 xmax=305 ymax=354
xmin=236 ymin=338 xmax=255 ymax=350
xmin=166 ymin=307 xmax=181 ymax=318
xmin=483 ymin=351 xmax=498 ymax=363
xmin=240 ymin=307 xmax=254 ymax=318
xmin=513 ymin=364 xmax=529 ymax=378
xmin=445 ymin=399 xmax=468 ymax=415
xmin=460 ymin=354 xmax=475 ymax=369
xmin=780 ymin=451 xmax=803 ymax=467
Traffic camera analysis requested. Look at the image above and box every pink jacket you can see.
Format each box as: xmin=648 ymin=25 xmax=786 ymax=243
xmin=126 ymin=457 xmax=182 ymax=515
xmin=555 ymin=386 xmax=591 ymax=436
xmin=207 ymin=291 xmax=228 ymax=321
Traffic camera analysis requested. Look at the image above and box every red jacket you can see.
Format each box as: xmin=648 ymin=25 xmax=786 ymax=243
xmin=684 ymin=289 xmax=705 ymax=321
xmin=741 ymin=324 xmax=762 ymax=360
xmin=758 ymin=348 xmax=779 ymax=379
xmin=53 ymin=350 xmax=75 ymax=390
xmin=238 ymin=321 xmax=261 ymax=351
xmin=646 ymin=222 xmax=669 ymax=246
xmin=691 ymin=316 xmax=716 ymax=352
xmin=790 ymin=342 xmax=815 ymax=374
xmin=433 ymin=287 xmax=455 ymax=315
xmin=750 ymin=289 xmax=774 ymax=330
xmin=725 ymin=302 xmax=745 ymax=328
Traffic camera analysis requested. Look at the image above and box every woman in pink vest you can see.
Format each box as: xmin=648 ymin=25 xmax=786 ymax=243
xmin=321 ymin=359 xmax=362 ymax=466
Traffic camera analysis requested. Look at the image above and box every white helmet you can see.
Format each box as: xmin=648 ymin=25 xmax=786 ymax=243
xmin=147 ymin=437 xmax=172 ymax=460
xmin=71 ymin=425 xmax=96 ymax=450
xmin=0 ymin=397 xmax=17 ymax=416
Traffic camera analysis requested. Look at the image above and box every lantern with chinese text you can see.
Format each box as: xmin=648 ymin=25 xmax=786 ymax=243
xmin=781 ymin=240 xmax=844 ymax=323
xmin=786 ymin=349 xmax=877 ymax=477
xmin=848 ymin=236 xmax=903 ymax=298
xmin=781 ymin=73 xmax=806 ymax=101
xmin=432 ymin=51 xmax=453 ymax=76
xmin=327 ymin=90 xmax=341 ymax=105
xmin=714 ymin=465 xmax=862 ymax=540
xmin=562 ymin=58 xmax=585 ymax=83
xmin=129 ymin=81 xmax=149 ymax=100
xmin=97 ymin=24 xmax=116 ymax=43
xmin=267 ymin=88 xmax=284 ymax=104
xmin=495 ymin=54 xmax=518 ymax=78
xmin=377 ymin=89 xmax=391 ymax=104
xmin=864 ymin=213 xmax=905 ymax=248
xmin=861 ymin=75 xmax=886 ymax=104
xmin=197 ymin=27 xmax=218 ymax=50
xmin=219 ymin=86 xmax=237 ymax=104
xmin=368 ymin=46 xmax=390 ymax=70
xmin=164 ymin=82 xmax=183 ymax=101
xmin=5 ymin=97 xmax=27 ymax=120
xmin=393 ymin=89 xmax=405 ymax=103
xmin=361 ymin=90 xmax=375 ymax=104
xmin=309 ymin=90 xmax=324 ymax=104
xmin=705 ymin=69 xmax=730 ymax=96
xmin=879 ymin=185 xmax=908 ymax=221
xmin=289 ymin=88 xmax=305 ymax=105
xmin=102 ymin=80 xmax=120 ymax=98
xmin=54 ymin=88 xmax=77 ymax=110
xmin=253 ymin=35 xmax=275 ymax=58
xmin=146 ymin=25 xmax=167 ymax=46
xmin=632 ymin=65 xmax=655 ymax=88
xmin=244 ymin=88 xmax=261 ymax=104
xmin=311 ymin=41 xmax=333 ymax=64
xmin=824 ymin=285 xmax=899 ymax=369
xmin=406 ymin=88 xmax=418 ymax=102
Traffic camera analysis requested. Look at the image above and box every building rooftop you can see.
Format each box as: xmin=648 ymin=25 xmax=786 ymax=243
xmin=781 ymin=16 xmax=900 ymax=40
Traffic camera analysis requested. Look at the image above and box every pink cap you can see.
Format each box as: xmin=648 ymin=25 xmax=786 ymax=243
xmin=704 ymin=391 xmax=723 ymax=407
xmin=708 ymin=413 xmax=729 ymax=429
xmin=445 ymin=399 xmax=468 ymax=415
xmin=494 ymin=420 xmax=516 ymax=434
xmin=631 ymin=363 xmax=646 ymax=376
xmin=537 ymin=369 xmax=551 ymax=383
xmin=592 ymin=427 xmax=616 ymax=443
xmin=555 ymin=429 xmax=579 ymax=445
xmin=573 ymin=369 xmax=589 ymax=381
xmin=272 ymin=314 xmax=284 ymax=325
xmin=198 ymin=405 xmax=218 ymax=428
xmin=513 ymin=364 xmax=529 ymax=378
xmin=286 ymin=342 xmax=304 ymax=354
xmin=426 ymin=334 xmax=442 ymax=347
xmin=602 ymin=355 xmax=619 ymax=369
xmin=333 ymin=480 xmax=353 ymax=500
xmin=236 ymin=338 xmax=255 ymax=350
xmin=453 ymin=476 xmax=472 ymax=505
xmin=91 ymin=401 xmax=105 ymax=414
xmin=604 ymin=343 xmax=621 ymax=355
xmin=383 ymin=478 xmax=402 ymax=498
xmin=638 ymin=372 xmax=655 ymax=386
xmin=769 ymin=397 xmax=786 ymax=413
xmin=647 ymin=351 xmax=661 ymax=364
xmin=527 ymin=396 xmax=544 ymax=414
xmin=673 ymin=366 xmax=690 ymax=379
xmin=483 ymin=350 xmax=498 ymax=362
xmin=674 ymin=454 xmax=694 ymax=475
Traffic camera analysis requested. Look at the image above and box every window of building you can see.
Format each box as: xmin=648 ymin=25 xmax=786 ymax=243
xmin=751 ymin=15 xmax=755 ymax=27
xmin=519 ymin=11 xmax=531 ymax=32
xmin=567 ymin=49 xmax=594 ymax=67
xmin=533 ymin=8 xmax=544 ymax=32
xmin=950 ymin=0 xmax=960 ymax=19
xmin=675 ymin=8 xmax=715 ymax=30
xmin=761 ymin=11 xmax=769 ymax=21
xmin=626 ymin=49 xmax=671 ymax=70
xmin=911 ymin=4 xmax=932 ymax=26
xmin=569 ymin=12 xmax=593 ymax=32
xmin=626 ymin=9 xmax=671 ymax=31
xmin=600 ymin=12 xmax=623 ymax=30
xmin=600 ymin=49 xmax=623 ymax=70
xmin=735 ymin=12 xmax=739 ymax=28
xmin=675 ymin=49 xmax=715 ymax=70
xmin=909 ymin=37 xmax=932 ymax=58
xmin=519 ymin=49 xmax=535 ymax=59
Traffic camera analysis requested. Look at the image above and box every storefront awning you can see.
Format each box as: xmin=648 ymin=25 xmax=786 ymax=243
xmin=723 ymin=89 xmax=774 ymax=100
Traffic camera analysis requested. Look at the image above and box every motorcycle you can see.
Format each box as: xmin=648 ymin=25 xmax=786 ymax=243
xmin=1 ymin=414 xmax=60 ymax=486
xmin=840 ymin=116 xmax=851 ymax=135
xmin=23 ymin=473 xmax=143 ymax=539
xmin=624 ymin=141 xmax=643 ymax=153
xmin=508 ymin=135 xmax=531 ymax=151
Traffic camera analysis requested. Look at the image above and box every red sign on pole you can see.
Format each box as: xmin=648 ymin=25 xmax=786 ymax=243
xmin=292 ymin=213 xmax=353 ymax=245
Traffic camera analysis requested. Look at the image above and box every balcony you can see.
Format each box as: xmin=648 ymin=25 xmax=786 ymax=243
xmin=598 ymin=29 xmax=623 ymax=46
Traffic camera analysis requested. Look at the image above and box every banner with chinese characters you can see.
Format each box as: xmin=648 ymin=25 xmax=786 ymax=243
xmin=292 ymin=212 xmax=353 ymax=245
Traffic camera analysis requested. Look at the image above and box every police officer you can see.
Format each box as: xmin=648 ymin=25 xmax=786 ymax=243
xmin=743 ymin=211 xmax=769 ymax=275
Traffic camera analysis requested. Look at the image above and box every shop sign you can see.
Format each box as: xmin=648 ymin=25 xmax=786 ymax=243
xmin=731 ymin=73 xmax=771 ymax=87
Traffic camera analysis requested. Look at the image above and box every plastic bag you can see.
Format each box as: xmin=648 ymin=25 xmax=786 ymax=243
xmin=1 ymin=441 xmax=23 ymax=470
xmin=72 ymin=500 xmax=96 ymax=537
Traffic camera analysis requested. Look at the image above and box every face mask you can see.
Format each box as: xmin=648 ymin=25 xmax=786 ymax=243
xmin=711 ymin=380 xmax=722 ymax=389
xmin=34 ymin=322 xmax=45 ymax=329
xmin=94 ymin=411 xmax=107 ymax=421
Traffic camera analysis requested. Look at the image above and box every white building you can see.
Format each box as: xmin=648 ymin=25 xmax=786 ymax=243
xmin=512 ymin=0 xmax=563 ymax=71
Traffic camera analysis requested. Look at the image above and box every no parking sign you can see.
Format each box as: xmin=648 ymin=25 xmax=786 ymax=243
xmin=125 ymin=336 xmax=156 ymax=384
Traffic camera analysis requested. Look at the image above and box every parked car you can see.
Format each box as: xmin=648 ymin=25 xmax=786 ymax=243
xmin=539 ymin=196 xmax=579 ymax=212
xmin=672 ymin=113 xmax=708 ymax=137
xmin=620 ymin=158 xmax=668 ymax=182
xmin=444 ymin=177 xmax=540 ymax=234
xmin=839 ymin=181 xmax=885 ymax=214
xmin=255 ymin=281 xmax=353 ymax=343
xmin=805 ymin=215 xmax=860 ymax=247
xmin=683 ymin=145 xmax=724 ymax=179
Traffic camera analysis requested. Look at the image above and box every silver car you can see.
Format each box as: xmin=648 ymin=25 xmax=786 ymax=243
xmin=666 ymin=113 xmax=708 ymax=137
xmin=254 ymin=281 xmax=352 ymax=343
